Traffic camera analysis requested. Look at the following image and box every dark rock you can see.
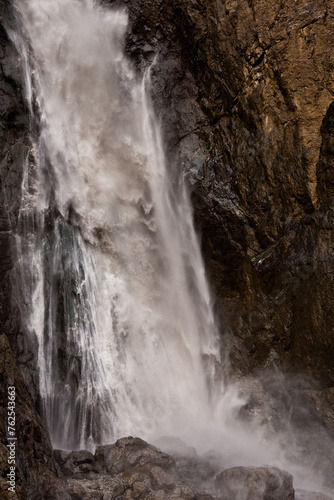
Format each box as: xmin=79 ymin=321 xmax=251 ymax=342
xmin=104 ymin=0 xmax=334 ymax=390
xmin=67 ymin=481 xmax=87 ymax=499
xmin=54 ymin=449 xmax=71 ymax=465
xmin=0 ymin=333 xmax=70 ymax=499
xmin=95 ymin=436 xmax=176 ymax=476
xmin=54 ymin=449 xmax=100 ymax=479
xmin=67 ymin=450 xmax=95 ymax=465
xmin=317 ymin=102 xmax=334 ymax=203
xmin=0 ymin=0 xmax=40 ymax=409
xmin=61 ymin=461 xmax=77 ymax=478
xmin=215 ymin=466 xmax=294 ymax=500
xmin=56 ymin=436 xmax=219 ymax=499
xmin=257 ymin=198 xmax=334 ymax=387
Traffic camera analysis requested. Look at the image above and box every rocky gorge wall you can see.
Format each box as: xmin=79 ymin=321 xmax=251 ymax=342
xmin=106 ymin=0 xmax=334 ymax=387
xmin=1 ymin=0 xmax=334 ymax=497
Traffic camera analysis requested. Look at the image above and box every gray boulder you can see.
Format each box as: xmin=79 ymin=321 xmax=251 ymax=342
xmin=215 ymin=466 xmax=294 ymax=500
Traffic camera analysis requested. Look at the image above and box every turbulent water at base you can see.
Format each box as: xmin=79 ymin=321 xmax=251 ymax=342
xmin=10 ymin=0 xmax=333 ymax=495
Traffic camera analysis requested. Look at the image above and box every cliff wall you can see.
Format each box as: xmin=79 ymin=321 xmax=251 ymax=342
xmin=1 ymin=0 xmax=334 ymax=496
xmin=107 ymin=0 xmax=334 ymax=387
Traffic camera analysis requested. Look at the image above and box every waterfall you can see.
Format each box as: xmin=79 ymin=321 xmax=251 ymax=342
xmin=11 ymin=0 xmax=221 ymax=451
xmin=8 ymin=1 xmax=334 ymax=495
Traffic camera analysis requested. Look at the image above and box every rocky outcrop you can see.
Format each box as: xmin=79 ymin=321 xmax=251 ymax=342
xmin=55 ymin=436 xmax=217 ymax=499
xmin=53 ymin=436 xmax=301 ymax=500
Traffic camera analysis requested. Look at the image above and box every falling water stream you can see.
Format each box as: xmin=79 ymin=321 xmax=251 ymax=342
xmin=9 ymin=0 xmax=334 ymax=495
xmin=12 ymin=0 xmax=221 ymax=451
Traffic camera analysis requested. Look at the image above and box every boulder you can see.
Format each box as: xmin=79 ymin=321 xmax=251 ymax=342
xmin=53 ymin=436 xmax=218 ymax=499
xmin=95 ymin=436 xmax=176 ymax=476
xmin=215 ymin=466 xmax=294 ymax=500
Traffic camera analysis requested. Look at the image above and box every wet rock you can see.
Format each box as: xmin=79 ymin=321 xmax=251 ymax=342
xmin=95 ymin=436 xmax=176 ymax=476
xmin=258 ymin=198 xmax=334 ymax=387
xmin=215 ymin=466 xmax=294 ymax=500
xmin=54 ymin=449 xmax=101 ymax=479
xmin=105 ymin=0 xmax=334 ymax=390
xmin=53 ymin=436 xmax=219 ymax=499
xmin=237 ymin=374 xmax=334 ymax=492
xmin=67 ymin=450 xmax=95 ymax=465
xmin=0 ymin=333 xmax=70 ymax=499
xmin=0 ymin=0 xmax=41 ymax=410
xmin=153 ymin=438 xmax=218 ymax=495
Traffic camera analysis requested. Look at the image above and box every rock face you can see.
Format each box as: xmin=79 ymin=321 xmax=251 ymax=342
xmin=0 ymin=333 xmax=70 ymax=499
xmin=0 ymin=4 xmax=70 ymax=499
xmin=0 ymin=0 xmax=39 ymax=399
xmin=105 ymin=0 xmax=334 ymax=388
xmin=0 ymin=0 xmax=26 ymax=346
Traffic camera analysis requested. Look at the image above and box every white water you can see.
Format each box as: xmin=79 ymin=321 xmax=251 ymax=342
xmin=10 ymin=0 xmax=333 ymax=495
xmin=12 ymin=0 xmax=221 ymax=450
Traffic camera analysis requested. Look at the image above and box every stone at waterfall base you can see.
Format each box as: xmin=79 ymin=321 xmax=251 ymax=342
xmin=53 ymin=436 xmax=304 ymax=500
xmin=214 ymin=465 xmax=294 ymax=500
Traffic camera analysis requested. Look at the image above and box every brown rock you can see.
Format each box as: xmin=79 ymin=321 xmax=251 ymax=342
xmin=104 ymin=0 xmax=334 ymax=389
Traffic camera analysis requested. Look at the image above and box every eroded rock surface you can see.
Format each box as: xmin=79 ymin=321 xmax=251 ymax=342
xmin=104 ymin=0 xmax=334 ymax=387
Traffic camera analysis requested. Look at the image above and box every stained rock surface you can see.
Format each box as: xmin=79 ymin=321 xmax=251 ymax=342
xmin=105 ymin=0 xmax=334 ymax=388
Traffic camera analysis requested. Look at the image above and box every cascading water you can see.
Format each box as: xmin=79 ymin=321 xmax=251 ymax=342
xmin=11 ymin=0 xmax=221 ymax=451
xmin=9 ymin=0 xmax=334 ymax=495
